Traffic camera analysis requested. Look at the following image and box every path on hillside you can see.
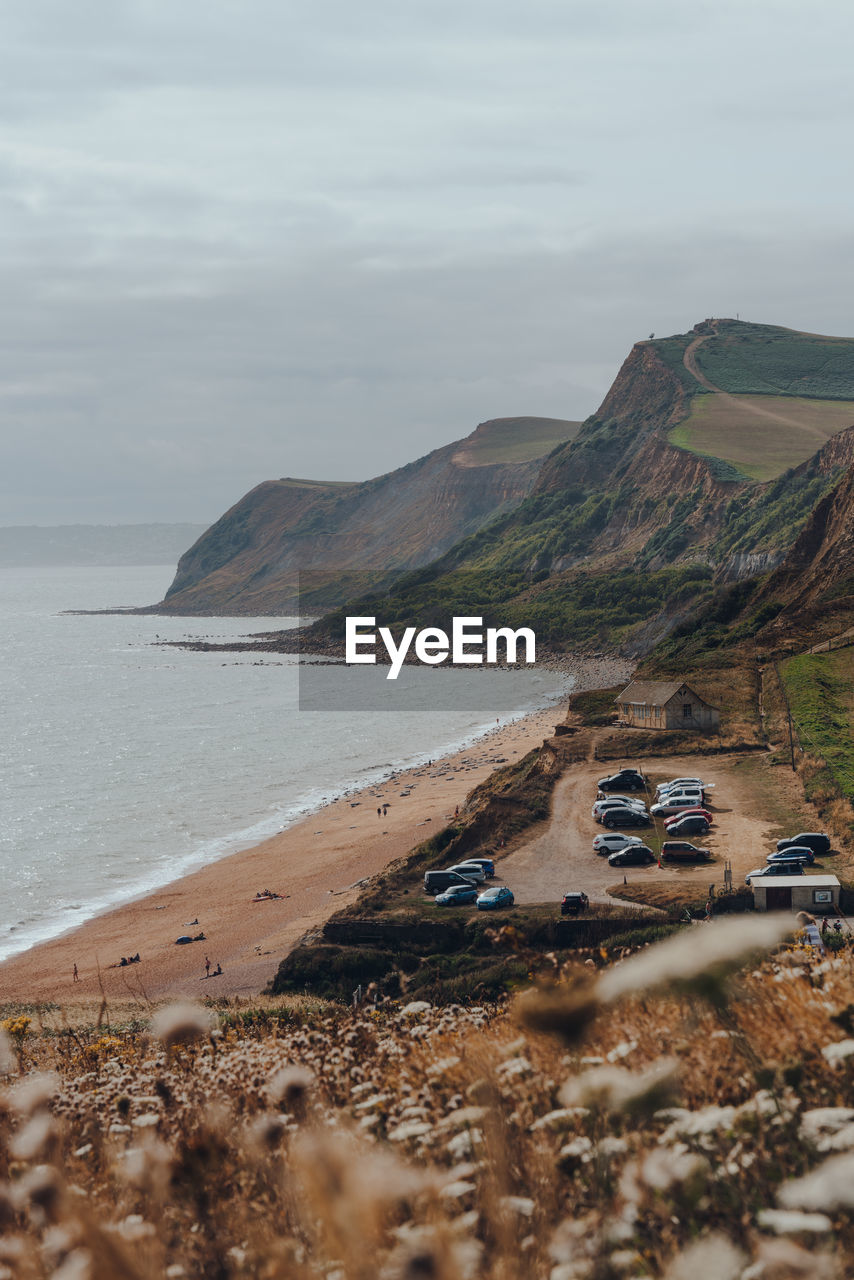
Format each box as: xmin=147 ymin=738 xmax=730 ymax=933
xmin=807 ymin=625 xmax=854 ymax=655
xmin=682 ymin=329 xmax=839 ymax=439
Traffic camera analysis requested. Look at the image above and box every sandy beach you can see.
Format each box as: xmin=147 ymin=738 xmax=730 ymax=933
xmin=0 ymin=705 xmax=571 ymax=1006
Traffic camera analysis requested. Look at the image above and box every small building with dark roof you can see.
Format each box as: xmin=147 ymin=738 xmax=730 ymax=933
xmin=615 ymin=680 xmax=720 ymax=732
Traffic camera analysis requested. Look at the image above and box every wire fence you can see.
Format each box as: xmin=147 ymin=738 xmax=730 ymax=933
xmin=772 ymin=658 xmax=854 ymax=797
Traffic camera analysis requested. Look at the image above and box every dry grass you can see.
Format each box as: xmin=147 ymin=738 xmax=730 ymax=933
xmin=451 ymin=417 xmax=581 ymax=466
xmin=3 ymin=924 xmax=854 ymax=1278
xmin=668 ymin=393 xmax=854 ymax=480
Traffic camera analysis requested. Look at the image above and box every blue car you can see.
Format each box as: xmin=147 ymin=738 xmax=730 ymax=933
xmin=435 ymin=884 xmax=478 ymax=906
xmin=476 ymin=885 xmax=515 ymax=910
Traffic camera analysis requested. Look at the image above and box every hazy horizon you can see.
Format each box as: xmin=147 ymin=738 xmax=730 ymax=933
xmin=2 ymin=1 xmax=854 ymax=525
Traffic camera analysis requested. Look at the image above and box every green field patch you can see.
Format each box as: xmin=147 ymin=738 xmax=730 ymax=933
xmin=695 ymin=321 xmax=854 ymax=398
xmin=452 ymin=416 xmax=581 ymax=465
xmin=782 ymin=649 xmax=854 ymax=803
xmin=668 ymin=393 xmax=854 ymax=480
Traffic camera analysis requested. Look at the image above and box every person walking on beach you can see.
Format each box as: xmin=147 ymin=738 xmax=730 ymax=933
xmin=377 ymin=807 xmax=381 ymax=817
xmin=73 ymin=963 xmax=79 ymax=983
xmin=204 ymin=955 xmax=211 ymax=978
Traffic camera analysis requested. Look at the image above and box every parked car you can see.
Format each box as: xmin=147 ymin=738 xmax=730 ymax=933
xmin=593 ymin=797 xmax=647 ymax=821
xmin=767 ymin=847 xmax=815 ymax=867
xmin=776 ymin=833 xmax=831 ymax=857
xmin=601 ymin=807 xmax=651 ymax=829
xmin=592 ymin=832 xmax=645 ymax=854
xmin=660 ymin=841 xmax=712 ymax=863
xmin=464 ymin=856 xmax=495 ymax=877
xmin=597 ymin=769 xmax=646 ymax=793
xmin=664 ymin=815 xmax=711 ymax=838
xmin=663 ymin=807 xmax=713 ymax=826
xmin=561 ymin=891 xmax=590 ymax=914
xmin=424 ymin=869 xmax=477 ymax=895
xmin=476 ymin=885 xmax=515 ymax=910
xmin=656 ymin=777 xmax=713 ymax=795
xmin=435 ymin=884 xmax=478 ymax=906
xmin=447 ymin=862 xmax=486 ymax=883
xmin=745 ymin=863 xmax=805 ymax=883
xmin=594 ymin=793 xmax=647 ymax=809
xmin=608 ymin=845 xmax=656 ymax=867
xmin=651 ymin=797 xmax=705 ymax=817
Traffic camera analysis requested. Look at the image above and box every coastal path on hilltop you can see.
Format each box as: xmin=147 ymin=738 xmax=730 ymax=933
xmin=682 ymin=324 xmax=846 ymax=443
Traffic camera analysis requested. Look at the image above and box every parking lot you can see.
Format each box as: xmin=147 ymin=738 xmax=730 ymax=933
xmin=491 ymin=752 xmax=813 ymax=908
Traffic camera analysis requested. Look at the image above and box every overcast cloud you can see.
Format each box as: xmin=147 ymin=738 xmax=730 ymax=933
xmin=2 ymin=0 xmax=854 ymax=523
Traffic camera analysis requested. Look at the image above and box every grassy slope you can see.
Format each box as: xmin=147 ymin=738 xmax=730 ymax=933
xmin=669 ymin=393 xmax=854 ymax=481
xmin=781 ymin=647 xmax=854 ymax=803
xmin=695 ymin=320 xmax=854 ymax=398
xmin=453 ymin=416 xmax=581 ymax=464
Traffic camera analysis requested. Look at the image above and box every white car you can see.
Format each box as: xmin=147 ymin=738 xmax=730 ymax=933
xmin=592 ymin=797 xmax=647 ymax=821
xmin=654 ymin=785 xmax=705 ymax=801
xmin=657 ymin=789 xmax=705 ymax=805
xmin=650 ymin=797 xmax=705 ymax=817
xmin=592 ymin=832 xmax=644 ymax=855
xmin=656 ymin=778 xmax=714 ymax=796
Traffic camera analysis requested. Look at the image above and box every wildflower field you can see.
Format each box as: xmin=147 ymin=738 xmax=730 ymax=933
xmin=2 ymin=918 xmax=854 ymax=1278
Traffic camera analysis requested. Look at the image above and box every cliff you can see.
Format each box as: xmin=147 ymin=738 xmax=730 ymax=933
xmin=301 ymin=320 xmax=854 ymax=656
xmin=154 ymin=416 xmax=580 ymax=614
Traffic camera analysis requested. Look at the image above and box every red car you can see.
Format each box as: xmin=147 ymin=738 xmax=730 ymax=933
xmin=663 ymin=807 xmax=712 ymax=826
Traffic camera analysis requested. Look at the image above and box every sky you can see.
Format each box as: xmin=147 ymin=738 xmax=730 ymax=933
xmin=2 ymin=0 xmax=854 ymax=524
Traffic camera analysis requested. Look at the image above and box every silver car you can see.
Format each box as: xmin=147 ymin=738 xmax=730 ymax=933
xmin=592 ymin=832 xmax=644 ymax=855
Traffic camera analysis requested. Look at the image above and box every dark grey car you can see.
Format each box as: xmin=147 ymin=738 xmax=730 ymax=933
xmin=776 ymin=833 xmax=831 ymax=856
xmin=601 ymin=807 xmax=650 ymax=829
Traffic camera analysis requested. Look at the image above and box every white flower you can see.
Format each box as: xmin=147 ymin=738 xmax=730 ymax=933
xmin=641 ymin=1146 xmax=707 ymax=1190
xmin=387 ymin=1120 xmax=433 ymax=1142
xmin=662 ymin=1234 xmax=744 ymax=1280
xmin=560 ymin=1058 xmax=679 ymax=1115
xmin=821 ymin=1038 xmax=854 ymax=1065
xmin=399 ymin=1001 xmax=432 ymax=1017
xmin=268 ymin=1064 xmax=314 ymax=1108
xmin=598 ymin=914 xmax=793 ymax=1004
xmin=9 ymin=1113 xmax=56 ymax=1161
xmin=8 ymin=1073 xmax=59 ymax=1115
xmin=500 ymin=1195 xmax=534 ymax=1217
xmin=529 ymin=1108 xmax=588 ymax=1133
xmin=660 ymin=1105 xmax=736 ymax=1143
xmin=778 ymin=1151 xmax=854 ymax=1211
xmin=606 ymin=1040 xmax=637 ymax=1062
xmin=150 ymin=1003 xmax=217 ymax=1047
xmin=757 ymin=1208 xmax=832 ymax=1234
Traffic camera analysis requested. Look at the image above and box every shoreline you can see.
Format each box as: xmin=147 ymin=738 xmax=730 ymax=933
xmin=0 ymin=655 xmax=631 ymax=1006
xmin=0 ymin=690 xmax=563 ymax=970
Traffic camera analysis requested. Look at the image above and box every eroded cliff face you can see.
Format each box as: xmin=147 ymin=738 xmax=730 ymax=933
xmin=525 ymin=349 xmax=854 ymax=585
xmin=157 ymin=417 xmax=580 ymax=614
xmin=759 ymin=461 xmax=854 ymax=620
xmin=535 ymin=341 xmax=693 ymax=496
xmin=518 ymin=343 xmax=746 ymax=576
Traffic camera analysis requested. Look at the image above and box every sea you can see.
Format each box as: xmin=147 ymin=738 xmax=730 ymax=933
xmin=0 ymin=565 xmax=571 ymax=964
